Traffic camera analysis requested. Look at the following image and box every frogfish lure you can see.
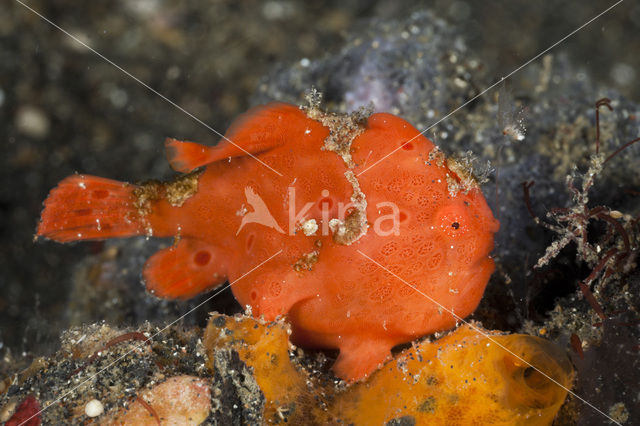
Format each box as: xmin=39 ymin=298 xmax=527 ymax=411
xmin=37 ymin=102 xmax=499 ymax=382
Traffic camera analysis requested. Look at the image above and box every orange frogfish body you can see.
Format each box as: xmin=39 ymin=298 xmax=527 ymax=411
xmin=38 ymin=102 xmax=499 ymax=382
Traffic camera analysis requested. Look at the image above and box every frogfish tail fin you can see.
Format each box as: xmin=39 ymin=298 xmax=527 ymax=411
xmin=37 ymin=174 xmax=144 ymax=242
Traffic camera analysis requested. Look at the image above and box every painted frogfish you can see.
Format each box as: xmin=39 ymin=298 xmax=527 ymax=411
xmin=37 ymin=101 xmax=499 ymax=382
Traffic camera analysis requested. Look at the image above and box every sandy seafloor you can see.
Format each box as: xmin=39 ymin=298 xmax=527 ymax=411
xmin=1 ymin=1 xmax=640 ymax=424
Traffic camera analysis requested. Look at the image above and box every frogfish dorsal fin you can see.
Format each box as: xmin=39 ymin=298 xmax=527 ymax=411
xmin=164 ymin=138 xmax=218 ymax=173
xmin=165 ymin=102 xmax=310 ymax=172
xmin=143 ymin=238 xmax=227 ymax=299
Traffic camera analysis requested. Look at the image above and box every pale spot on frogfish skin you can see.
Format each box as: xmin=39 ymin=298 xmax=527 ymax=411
xmin=303 ymin=92 xmax=371 ymax=245
xmin=133 ymin=169 xmax=204 ymax=216
xmin=293 ymin=250 xmax=319 ymax=272
xmin=329 ymin=171 xmax=369 ymax=245
xmin=164 ymin=169 xmax=204 ymax=207
xmin=302 ymin=89 xmax=371 ymax=169
xmin=299 ymin=218 xmax=318 ymax=236
xmin=236 ymin=204 xmax=248 ymax=217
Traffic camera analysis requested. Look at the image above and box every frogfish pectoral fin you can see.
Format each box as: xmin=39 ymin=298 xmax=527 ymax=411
xmin=143 ymin=237 xmax=227 ymax=300
xmin=235 ymin=271 xmax=315 ymax=321
xmin=333 ymin=337 xmax=394 ymax=383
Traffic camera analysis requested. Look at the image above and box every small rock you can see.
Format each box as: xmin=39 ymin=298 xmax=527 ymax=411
xmin=84 ymin=399 xmax=104 ymax=418
xmin=15 ymin=106 xmax=50 ymax=139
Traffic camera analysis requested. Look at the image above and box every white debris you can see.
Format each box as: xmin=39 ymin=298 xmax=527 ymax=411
xmin=236 ymin=204 xmax=248 ymax=217
xmin=85 ymin=399 xmax=104 ymax=418
xmin=299 ymin=218 xmax=318 ymax=236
